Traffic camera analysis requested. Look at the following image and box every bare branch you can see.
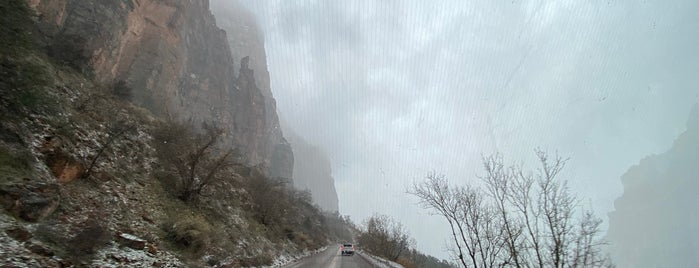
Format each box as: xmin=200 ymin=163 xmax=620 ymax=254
xmin=411 ymin=151 xmax=613 ymax=268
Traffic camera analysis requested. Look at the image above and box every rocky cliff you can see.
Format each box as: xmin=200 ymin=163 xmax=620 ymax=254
xmin=209 ymin=0 xmax=293 ymax=180
xmin=0 ymin=1 xmax=348 ymax=266
xmin=27 ymin=0 xmax=290 ymax=175
xmin=208 ymin=0 xmax=338 ymax=211
xmin=282 ymin=126 xmax=340 ymax=212
xmin=606 ymin=105 xmax=699 ymax=267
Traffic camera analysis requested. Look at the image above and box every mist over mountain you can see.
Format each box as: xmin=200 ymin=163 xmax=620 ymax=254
xmin=607 ymin=105 xmax=699 ymax=267
xmin=210 ymin=0 xmax=341 ymax=212
xmin=229 ymin=0 xmax=699 ymax=261
xmin=282 ymin=124 xmax=340 ymax=212
xmin=6 ymin=0 xmax=699 ymax=266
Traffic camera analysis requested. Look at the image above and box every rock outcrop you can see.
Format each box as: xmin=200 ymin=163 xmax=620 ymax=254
xmin=209 ymin=0 xmax=293 ymax=180
xmin=0 ymin=180 xmax=60 ymax=222
xmin=28 ymin=0 xmax=289 ymax=173
xmin=606 ymin=105 xmax=699 ymax=267
xmin=283 ymin=126 xmax=340 ymax=212
xmin=0 ymin=1 xmax=339 ymax=265
xmin=268 ymin=140 xmax=294 ymax=180
xmin=210 ymin=0 xmax=334 ymax=205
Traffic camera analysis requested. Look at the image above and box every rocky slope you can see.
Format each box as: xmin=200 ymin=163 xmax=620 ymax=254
xmin=606 ymin=105 xmax=699 ymax=267
xmin=0 ymin=0 xmax=349 ymax=266
xmin=27 ymin=0 xmax=291 ymax=176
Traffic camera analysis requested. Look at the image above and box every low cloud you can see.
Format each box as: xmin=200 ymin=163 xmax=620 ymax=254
xmin=224 ymin=0 xmax=699 ymax=259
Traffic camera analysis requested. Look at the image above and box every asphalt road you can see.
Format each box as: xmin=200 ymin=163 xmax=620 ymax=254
xmin=281 ymin=245 xmax=378 ymax=268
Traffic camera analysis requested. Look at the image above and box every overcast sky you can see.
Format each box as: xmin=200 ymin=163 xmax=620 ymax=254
xmin=230 ymin=0 xmax=699 ymax=260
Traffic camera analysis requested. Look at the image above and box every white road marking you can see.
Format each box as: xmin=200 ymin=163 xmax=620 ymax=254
xmin=328 ymin=248 xmax=340 ymax=268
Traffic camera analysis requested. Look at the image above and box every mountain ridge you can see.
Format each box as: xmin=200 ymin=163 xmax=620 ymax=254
xmin=607 ymin=104 xmax=699 ymax=267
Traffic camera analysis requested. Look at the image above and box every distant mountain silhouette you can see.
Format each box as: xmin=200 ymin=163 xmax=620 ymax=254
xmin=607 ymin=104 xmax=699 ymax=267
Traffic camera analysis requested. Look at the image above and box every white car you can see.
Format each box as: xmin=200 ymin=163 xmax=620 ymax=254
xmin=341 ymin=243 xmax=355 ymax=256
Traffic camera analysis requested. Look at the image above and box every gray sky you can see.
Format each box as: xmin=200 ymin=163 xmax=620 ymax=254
xmin=233 ymin=0 xmax=699 ymax=260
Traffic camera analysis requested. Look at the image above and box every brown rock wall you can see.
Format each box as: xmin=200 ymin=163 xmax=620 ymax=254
xmin=29 ymin=0 xmax=290 ymax=171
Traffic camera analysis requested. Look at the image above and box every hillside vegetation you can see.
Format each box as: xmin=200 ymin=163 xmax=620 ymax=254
xmin=0 ymin=1 xmax=352 ymax=266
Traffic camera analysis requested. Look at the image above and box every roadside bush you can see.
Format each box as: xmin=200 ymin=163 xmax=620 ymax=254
xmin=357 ymin=214 xmax=414 ymax=261
xmin=163 ymin=214 xmax=212 ymax=253
xmin=237 ymin=165 xmax=329 ymax=249
xmin=397 ymin=257 xmax=418 ymax=268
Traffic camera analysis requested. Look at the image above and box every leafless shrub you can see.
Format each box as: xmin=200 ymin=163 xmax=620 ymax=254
xmin=242 ymin=168 xmax=291 ymax=227
xmin=81 ymin=120 xmax=134 ymax=181
xmin=357 ymin=214 xmax=415 ymax=261
xmin=237 ymin=165 xmax=328 ymax=249
xmin=153 ymin=121 xmax=234 ymax=202
xmin=162 ymin=214 xmax=212 ymax=253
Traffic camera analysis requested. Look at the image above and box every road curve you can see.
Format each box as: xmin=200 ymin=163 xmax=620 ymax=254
xmin=281 ymin=245 xmax=378 ymax=268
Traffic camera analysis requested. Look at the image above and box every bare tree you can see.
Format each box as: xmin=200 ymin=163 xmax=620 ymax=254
xmin=410 ymin=173 xmax=507 ymax=268
xmin=480 ymin=155 xmax=524 ymax=267
xmin=82 ymin=120 xmax=134 ymax=180
xmin=409 ymin=151 xmax=613 ymax=268
xmin=242 ymin=166 xmax=291 ymax=226
xmin=153 ymin=121 xmax=234 ymax=202
xmin=358 ymin=214 xmax=415 ymax=261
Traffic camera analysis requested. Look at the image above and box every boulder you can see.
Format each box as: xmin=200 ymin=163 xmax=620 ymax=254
xmin=0 ymin=180 xmax=60 ymax=222
xmin=39 ymin=136 xmax=85 ymax=184
xmin=27 ymin=242 xmax=55 ymax=257
xmin=117 ymin=233 xmax=146 ymax=250
xmin=146 ymin=243 xmax=158 ymax=254
xmin=5 ymin=226 xmax=33 ymax=241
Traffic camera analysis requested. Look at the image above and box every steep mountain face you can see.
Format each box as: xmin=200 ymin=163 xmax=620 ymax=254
xmin=27 ymin=0 xmax=290 ymax=175
xmin=209 ymin=0 xmax=337 ymax=207
xmin=606 ymin=105 xmax=699 ymax=267
xmin=283 ymin=126 xmax=340 ymax=212
xmin=0 ymin=1 xmax=337 ymax=265
xmin=209 ymin=0 xmax=293 ymax=180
